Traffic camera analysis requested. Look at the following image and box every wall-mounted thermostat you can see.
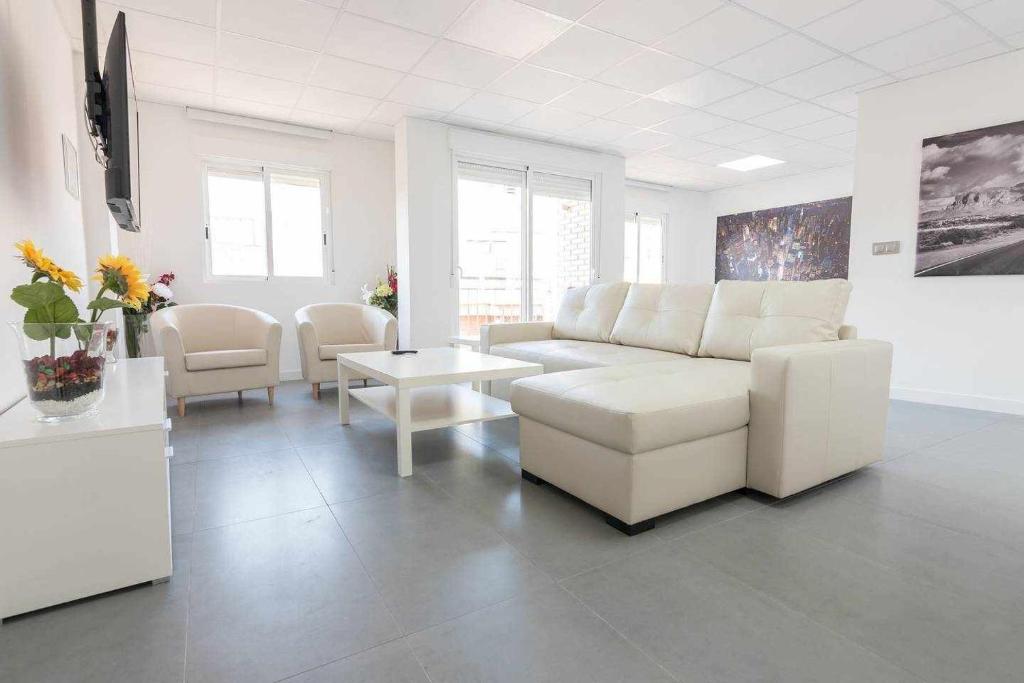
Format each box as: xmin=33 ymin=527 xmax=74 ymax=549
xmin=872 ymin=240 xmax=901 ymax=255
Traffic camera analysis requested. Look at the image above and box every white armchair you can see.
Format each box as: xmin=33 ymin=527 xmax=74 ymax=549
xmin=295 ymin=303 xmax=397 ymax=399
xmin=151 ymin=304 xmax=283 ymax=417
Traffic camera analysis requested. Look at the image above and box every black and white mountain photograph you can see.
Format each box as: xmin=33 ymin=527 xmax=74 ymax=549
xmin=916 ymin=119 xmax=1024 ymax=276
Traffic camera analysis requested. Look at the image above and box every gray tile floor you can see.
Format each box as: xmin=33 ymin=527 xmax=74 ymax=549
xmin=2 ymin=381 xmax=1023 ymax=682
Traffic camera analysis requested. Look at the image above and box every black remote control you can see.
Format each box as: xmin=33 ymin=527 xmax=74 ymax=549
xmin=391 ymin=349 xmax=418 ymax=355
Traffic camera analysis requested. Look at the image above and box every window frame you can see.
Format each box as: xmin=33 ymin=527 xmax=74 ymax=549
xmin=201 ymin=158 xmax=333 ymax=284
xmin=624 ymin=210 xmax=668 ymax=283
xmin=450 ymin=152 xmax=602 ymax=335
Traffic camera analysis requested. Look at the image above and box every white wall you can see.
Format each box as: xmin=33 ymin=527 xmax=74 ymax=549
xmin=0 ymin=0 xmax=89 ymax=411
xmin=395 ymin=118 xmax=626 ymax=348
xmin=136 ymin=103 xmax=396 ymax=379
xmin=851 ymin=51 xmax=1024 ymax=414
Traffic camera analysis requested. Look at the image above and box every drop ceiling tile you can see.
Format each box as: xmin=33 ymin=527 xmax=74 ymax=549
xmin=802 ymin=0 xmax=950 ymax=52
xmin=967 ymin=0 xmax=1024 ymax=36
xmin=500 ymin=125 xmax=554 ymax=141
xmin=820 ymin=130 xmax=858 ymax=150
xmin=703 ymin=87 xmax=797 ymax=120
xmin=689 ymin=147 xmax=752 ymax=165
xmin=518 ymin=0 xmax=601 ymax=20
xmin=776 ymin=141 xmax=853 ymax=168
xmin=786 ymin=114 xmax=857 ymax=140
xmin=110 ymin=10 xmax=216 ymax=63
xmin=854 ymin=15 xmax=989 ymax=72
xmin=891 ymin=41 xmax=1005 ymax=80
xmin=735 ymin=132 xmax=804 ymax=153
xmin=367 ymin=101 xmax=447 ymax=125
xmin=213 ymin=96 xmax=294 ymax=121
xmin=132 ymin=51 xmax=213 ymax=92
xmin=571 ymin=118 xmax=639 ymax=142
xmin=387 ymin=75 xmax=474 ymax=111
xmin=596 ymin=50 xmax=704 ymax=94
xmin=218 ymin=34 xmax=319 ymax=83
xmin=605 ymin=97 xmax=692 ymax=127
xmin=654 ymin=110 xmax=732 ymax=136
xmin=528 ymin=26 xmax=641 ymax=78
xmin=695 ymin=122 xmax=771 ymax=145
xmin=656 ymin=6 xmax=785 ymax=66
xmin=732 ymin=0 xmax=858 ymax=27
xmin=513 ymin=106 xmax=593 ymax=133
xmin=613 ymin=129 xmax=675 ymax=153
xmin=413 ymin=41 xmax=517 ymax=88
xmin=308 ymin=56 xmax=405 ymax=99
xmin=581 ymin=0 xmax=722 ymax=45
xmin=718 ymin=33 xmax=835 ymax=83
xmin=657 ymin=138 xmax=721 ymax=159
xmin=816 ymin=90 xmax=860 ymax=114
xmin=344 ymin=0 xmax=474 ymax=35
xmin=445 ymin=0 xmax=571 ymax=59
xmin=769 ymin=57 xmax=882 ymax=99
xmin=653 ymin=70 xmax=753 ymax=107
xmin=487 ymin=65 xmax=582 ymax=103
xmin=1006 ymin=31 xmax=1024 ymax=48
xmin=945 ymin=0 xmax=987 ymax=8
xmin=135 ymin=82 xmax=213 ymax=108
xmin=290 ymin=109 xmax=362 ymax=132
xmin=356 ymin=121 xmax=397 ymax=140
xmin=216 ymin=69 xmax=304 ymax=108
xmin=111 ymin=0 xmax=216 ymax=25
xmin=443 ymin=114 xmax=507 ymax=133
xmin=220 ymin=0 xmax=337 ymax=49
xmin=748 ymin=102 xmax=834 ymax=130
xmin=326 ymin=13 xmax=435 ymax=71
xmin=549 ymin=82 xmax=638 ymax=116
xmin=453 ymin=92 xmax=537 ymax=123
xmin=295 ymin=86 xmax=380 ymax=118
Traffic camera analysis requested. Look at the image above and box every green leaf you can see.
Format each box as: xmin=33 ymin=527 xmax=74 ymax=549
xmin=87 ymin=297 xmax=129 ymax=312
xmin=11 ymin=281 xmax=65 ymax=309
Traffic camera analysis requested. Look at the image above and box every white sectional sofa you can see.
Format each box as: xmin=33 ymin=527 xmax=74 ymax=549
xmin=480 ymin=280 xmax=892 ymax=535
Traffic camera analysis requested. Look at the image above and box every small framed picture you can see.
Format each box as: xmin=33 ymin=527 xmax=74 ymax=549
xmin=62 ymin=133 xmax=79 ymax=200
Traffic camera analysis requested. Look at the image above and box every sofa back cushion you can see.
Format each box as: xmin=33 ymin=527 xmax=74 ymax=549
xmin=609 ymin=283 xmax=714 ymax=355
xmin=552 ymin=282 xmax=630 ymax=343
xmin=698 ymin=279 xmax=852 ymax=361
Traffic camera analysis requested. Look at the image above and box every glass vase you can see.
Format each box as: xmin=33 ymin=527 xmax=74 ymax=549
xmin=123 ymin=313 xmax=150 ymax=359
xmin=9 ymin=321 xmax=112 ymax=422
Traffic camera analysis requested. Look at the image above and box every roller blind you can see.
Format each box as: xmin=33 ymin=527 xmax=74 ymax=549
xmin=531 ymin=171 xmax=592 ymax=201
xmin=457 ymin=161 xmax=525 ymax=187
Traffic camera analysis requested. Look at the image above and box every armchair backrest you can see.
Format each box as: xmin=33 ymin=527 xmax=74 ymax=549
xmin=298 ymin=303 xmax=372 ymax=345
xmin=156 ymin=304 xmax=272 ymax=352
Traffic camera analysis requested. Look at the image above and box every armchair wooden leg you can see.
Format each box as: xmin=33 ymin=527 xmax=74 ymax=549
xmin=363 ymin=378 xmax=368 ymax=387
xmin=177 ymin=398 xmax=186 ymax=418
xmin=312 ymin=383 xmax=320 ymax=400
xmin=237 ymin=390 xmax=243 ymax=401
xmin=267 ymin=386 xmax=275 ymax=406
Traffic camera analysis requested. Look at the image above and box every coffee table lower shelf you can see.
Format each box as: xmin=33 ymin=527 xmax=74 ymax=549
xmin=348 ymin=384 xmax=516 ymax=433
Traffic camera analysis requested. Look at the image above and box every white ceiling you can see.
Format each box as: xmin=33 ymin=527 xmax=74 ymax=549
xmin=55 ymin=0 xmax=1024 ymax=191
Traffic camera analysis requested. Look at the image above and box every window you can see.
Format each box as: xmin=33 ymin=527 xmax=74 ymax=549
xmin=454 ymin=160 xmax=596 ymax=337
xmin=203 ymin=162 xmax=330 ymax=280
xmin=624 ymin=212 xmax=665 ymax=283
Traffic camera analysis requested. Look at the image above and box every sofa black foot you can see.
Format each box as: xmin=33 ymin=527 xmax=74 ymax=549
xmin=605 ymin=515 xmax=655 ymax=536
xmin=521 ymin=469 xmax=545 ymax=485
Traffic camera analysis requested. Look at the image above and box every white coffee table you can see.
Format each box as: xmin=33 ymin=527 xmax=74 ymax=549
xmin=337 ymin=347 xmax=542 ymax=477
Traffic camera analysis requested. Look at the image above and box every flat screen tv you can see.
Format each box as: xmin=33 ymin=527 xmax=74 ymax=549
xmin=82 ymin=0 xmax=141 ymax=232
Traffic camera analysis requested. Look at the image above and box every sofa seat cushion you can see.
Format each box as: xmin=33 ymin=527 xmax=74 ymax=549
xmin=319 ymin=342 xmax=381 ymax=361
xmin=185 ymin=348 xmax=267 ymax=372
xmin=510 ymin=358 xmax=751 ymax=454
xmin=489 ymin=339 xmax=683 ymax=373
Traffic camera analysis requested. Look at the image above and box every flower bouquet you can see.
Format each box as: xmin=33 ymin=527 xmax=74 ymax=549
xmin=10 ymin=241 xmax=150 ymax=421
xmin=123 ymin=272 xmax=177 ymax=358
xmin=361 ymin=265 xmax=398 ymax=318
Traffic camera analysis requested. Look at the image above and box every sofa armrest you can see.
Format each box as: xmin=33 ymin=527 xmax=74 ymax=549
xmin=747 ymin=339 xmax=893 ymax=498
xmin=480 ymin=321 xmax=554 ymax=353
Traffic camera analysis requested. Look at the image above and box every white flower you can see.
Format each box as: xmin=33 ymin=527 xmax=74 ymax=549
xmin=360 ymin=284 xmax=373 ymax=304
xmin=152 ymin=282 xmax=173 ymax=300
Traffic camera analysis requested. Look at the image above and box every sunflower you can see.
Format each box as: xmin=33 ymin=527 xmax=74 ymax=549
xmin=15 ymin=240 xmax=83 ymax=292
xmin=94 ymin=254 xmax=150 ymax=309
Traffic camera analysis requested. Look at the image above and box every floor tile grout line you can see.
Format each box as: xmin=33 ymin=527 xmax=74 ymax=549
xmin=558 ymin=582 xmax=683 ymax=683
xmin=881 ymin=415 xmax=1007 ymax=465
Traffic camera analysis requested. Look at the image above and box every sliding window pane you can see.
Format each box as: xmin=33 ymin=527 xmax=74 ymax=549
xmin=206 ymin=169 xmax=267 ymax=277
xmin=531 ymin=172 xmax=592 ymax=322
xmin=456 ymin=162 xmax=525 ymax=337
xmin=270 ymin=172 xmax=324 ymax=277
xmin=624 ymin=215 xmax=639 ymax=282
xmin=637 ymin=215 xmax=663 ymax=283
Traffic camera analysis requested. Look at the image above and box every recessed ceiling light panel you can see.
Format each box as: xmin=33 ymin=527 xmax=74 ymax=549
xmin=717 ymin=155 xmax=785 ymax=172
